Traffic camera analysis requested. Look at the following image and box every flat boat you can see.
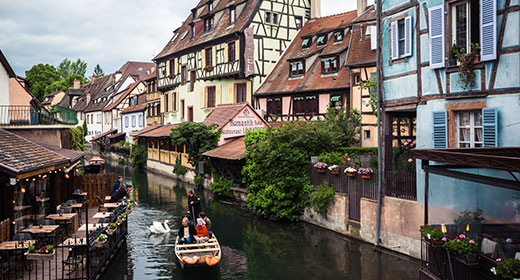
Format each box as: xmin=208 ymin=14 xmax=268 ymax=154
xmin=174 ymin=235 xmax=221 ymax=269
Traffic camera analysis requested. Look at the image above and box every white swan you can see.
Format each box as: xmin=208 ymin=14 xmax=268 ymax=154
xmin=149 ymin=220 xmax=171 ymax=233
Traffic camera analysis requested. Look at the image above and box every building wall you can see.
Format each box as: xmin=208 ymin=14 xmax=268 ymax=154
xmin=9 ymin=78 xmax=32 ymax=106
xmin=0 ymin=62 xmax=9 ymax=106
xmin=351 ymin=66 xmax=377 ymax=147
xmin=86 ymin=111 xmax=103 ymax=142
xmin=121 ymin=111 xmax=146 ymax=143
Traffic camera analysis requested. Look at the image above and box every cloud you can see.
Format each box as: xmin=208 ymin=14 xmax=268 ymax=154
xmin=0 ymin=0 xmax=363 ymax=76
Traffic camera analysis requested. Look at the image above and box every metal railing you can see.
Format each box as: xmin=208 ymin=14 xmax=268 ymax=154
xmin=0 ymin=105 xmax=78 ymax=126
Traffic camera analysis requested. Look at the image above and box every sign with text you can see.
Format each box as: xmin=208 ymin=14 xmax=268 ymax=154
xmin=244 ymin=27 xmax=255 ymax=78
xmin=220 ymin=106 xmax=266 ymax=145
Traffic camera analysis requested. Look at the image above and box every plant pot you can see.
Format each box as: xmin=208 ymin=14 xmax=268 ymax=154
xmin=431 ymin=239 xmax=444 ymax=247
xmin=94 ymin=240 xmax=107 ymax=248
xmin=26 ymin=251 xmax=55 ymax=261
xmin=345 ymin=172 xmax=356 ymax=177
xmin=456 ymin=254 xmax=478 ymax=265
xmin=106 ymin=228 xmax=116 ymax=235
xmin=330 ymin=169 xmax=340 ymax=175
xmin=361 ymin=174 xmax=372 ymax=179
xmin=473 ymin=54 xmax=480 ymax=63
xmin=316 ymin=168 xmax=326 ymax=173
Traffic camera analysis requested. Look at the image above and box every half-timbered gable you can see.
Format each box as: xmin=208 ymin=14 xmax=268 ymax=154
xmin=154 ymin=0 xmax=313 ymax=124
xmin=254 ymin=11 xmax=357 ymax=123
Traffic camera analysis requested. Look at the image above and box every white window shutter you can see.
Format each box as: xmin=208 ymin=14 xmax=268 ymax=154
xmin=481 ymin=0 xmax=497 ymax=61
xmin=404 ymin=16 xmax=412 ymax=57
xmin=391 ymin=21 xmax=399 ymax=60
xmin=429 ymin=5 xmax=445 ymax=69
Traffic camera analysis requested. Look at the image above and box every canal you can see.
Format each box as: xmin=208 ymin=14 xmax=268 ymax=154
xmin=102 ymin=164 xmax=420 ymax=280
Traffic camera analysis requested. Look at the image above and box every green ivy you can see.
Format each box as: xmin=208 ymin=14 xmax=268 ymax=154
xmin=70 ymin=126 xmax=84 ymax=151
xmin=210 ymin=176 xmax=234 ymax=198
xmin=170 ymin=122 xmax=219 ymax=166
xmin=130 ymin=144 xmax=147 ymax=168
xmin=173 ymin=156 xmax=187 ymax=175
xmin=309 ymin=182 xmax=335 ymax=216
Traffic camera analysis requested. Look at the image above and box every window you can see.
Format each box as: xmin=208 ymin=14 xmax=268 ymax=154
xmin=450 ymin=0 xmax=480 ymax=54
xmin=457 ymin=111 xmax=482 ymax=147
xmin=295 ymin=16 xmax=303 ymax=30
xmin=334 ymin=30 xmax=344 ymax=42
xmin=205 ymin=16 xmax=214 ymax=33
xmin=230 ymin=8 xmax=236 ymax=24
xmin=207 ymin=86 xmax=216 ymax=107
xmin=317 ymin=34 xmax=328 ymax=46
xmin=289 ymin=60 xmax=305 ymax=77
xmin=301 ymin=37 xmax=312 ymax=48
xmin=205 ymin=48 xmax=213 ymax=67
xmin=364 ymin=130 xmax=371 ymax=139
xmin=191 ymin=24 xmax=195 ymax=38
xmin=330 ymin=95 xmax=342 ymax=110
xmin=321 ymin=56 xmax=339 ymax=74
xmin=391 ymin=17 xmax=412 ymax=60
xmin=189 ymin=71 xmax=196 ymax=92
xmin=293 ymin=96 xmax=317 ymax=114
xmin=165 ymin=94 xmax=169 ymax=112
xmin=272 ymin=13 xmax=279 ymax=25
xmin=208 ymin=2 xmax=213 ymax=11
xmin=97 ymin=113 xmax=101 ymax=124
xmin=353 ymin=73 xmax=361 ymax=85
xmin=181 ymin=66 xmax=187 ymax=85
xmin=228 ymin=42 xmax=236 ymax=62
xmin=236 ymin=83 xmax=247 ymax=103
xmin=125 ymin=116 xmax=129 ymax=127
xmin=265 ymin=12 xmax=272 ymax=23
xmin=139 ymin=115 xmax=143 ymax=127
xmin=132 ymin=115 xmax=136 ymax=127
xmin=172 ymin=92 xmax=177 ymax=111
xmin=180 ymin=99 xmax=185 ymax=120
xmin=267 ymin=98 xmax=282 ymax=116
xmin=188 ymin=106 xmax=193 ymax=122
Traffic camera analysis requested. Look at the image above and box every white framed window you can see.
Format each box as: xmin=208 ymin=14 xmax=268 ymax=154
xmin=139 ymin=114 xmax=143 ymax=127
xmin=96 ymin=113 xmax=102 ymax=124
xmin=451 ymin=2 xmax=470 ymax=52
xmin=391 ymin=16 xmax=412 ymax=60
xmin=125 ymin=116 xmax=129 ymax=128
xmin=230 ymin=8 xmax=236 ymax=24
xmin=131 ymin=115 xmax=136 ymax=127
xmin=456 ymin=111 xmax=482 ymax=147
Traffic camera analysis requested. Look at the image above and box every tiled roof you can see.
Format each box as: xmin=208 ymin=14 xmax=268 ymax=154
xmin=203 ymin=137 xmax=245 ymax=160
xmin=346 ymin=24 xmax=376 ymax=66
xmin=130 ymin=125 xmax=161 ymax=137
xmin=139 ymin=125 xmax=178 ymax=138
xmin=121 ymin=103 xmax=147 ymax=114
xmin=119 ymin=61 xmax=155 ymax=81
xmin=352 ymin=5 xmax=376 ymax=23
xmin=155 ymin=0 xmax=260 ymax=60
xmin=143 ymin=69 xmax=156 ymax=81
xmin=0 ymin=129 xmax=70 ymax=176
xmin=91 ymin=129 xmax=117 ymax=141
xmin=107 ymin=132 xmax=126 ymax=139
xmin=103 ymin=82 xmax=139 ymax=111
xmin=255 ymin=11 xmax=357 ymax=96
xmin=41 ymin=145 xmax=84 ymax=163
xmin=203 ymin=103 xmax=248 ymax=130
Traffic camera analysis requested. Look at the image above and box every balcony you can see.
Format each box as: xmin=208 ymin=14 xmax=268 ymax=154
xmin=0 ymin=105 xmax=78 ymax=127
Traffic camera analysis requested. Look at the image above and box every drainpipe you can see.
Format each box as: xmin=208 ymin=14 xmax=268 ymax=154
xmin=375 ymin=0 xmax=383 ymax=247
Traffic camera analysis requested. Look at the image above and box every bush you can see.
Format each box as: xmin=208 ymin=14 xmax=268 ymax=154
xmin=309 ymin=182 xmax=335 ymax=216
xmin=210 ymin=176 xmax=234 ymax=198
xmin=317 ymin=151 xmax=344 ymax=165
xmin=194 ymin=174 xmax=204 ymax=188
xmin=173 ymin=156 xmax=187 ymax=175
xmin=170 ymin=122 xmax=220 ymax=166
xmin=130 ymin=144 xmax=147 ymax=168
xmin=70 ymin=126 xmax=84 ymax=151
xmin=325 ymin=106 xmax=361 ymax=147
xmin=496 ymin=258 xmax=520 ymax=279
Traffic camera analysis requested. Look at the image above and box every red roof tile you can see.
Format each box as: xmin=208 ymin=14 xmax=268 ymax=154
xmin=346 ymin=24 xmax=377 ymax=66
xmin=203 ymin=137 xmax=245 ymax=160
xmin=130 ymin=125 xmax=161 ymax=137
xmin=121 ymin=103 xmax=147 ymax=114
xmin=91 ymin=129 xmax=117 ymax=141
xmin=203 ymin=103 xmax=248 ymax=130
xmin=140 ymin=125 xmax=178 ymax=138
xmin=103 ymin=82 xmax=140 ymax=111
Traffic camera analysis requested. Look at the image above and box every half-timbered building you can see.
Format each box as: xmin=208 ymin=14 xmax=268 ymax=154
xmin=254 ymin=10 xmax=357 ymax=123
xmin=153 ymin=0 xmax=318 ymax=124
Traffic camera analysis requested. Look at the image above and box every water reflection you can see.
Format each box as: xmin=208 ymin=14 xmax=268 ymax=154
xmin=102 ymin=164 xmax=419 ymax=280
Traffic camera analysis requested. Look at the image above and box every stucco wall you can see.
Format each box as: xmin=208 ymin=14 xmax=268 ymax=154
xmin=0 ymin=62 xmax=9 ymax=106
xmin=6 ymin=127 xmax=73 ymax=149
xmin=9 ymin=78 xmax=32 ymax=106
xmin=301 ymin=193 xmax=351 ymax=235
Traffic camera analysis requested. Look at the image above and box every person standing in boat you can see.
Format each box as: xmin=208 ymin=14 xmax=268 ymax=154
xmin=178 ymin=217 xmax=196 ymax=244
xmin=110 ymin=176 xmax=123 ymax=196
xmin=187 ymin=190 xmax=201 ymax=219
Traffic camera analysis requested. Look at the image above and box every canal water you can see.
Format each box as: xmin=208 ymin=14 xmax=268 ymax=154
xmin=102 ymin=164 xmax=420 ymax=280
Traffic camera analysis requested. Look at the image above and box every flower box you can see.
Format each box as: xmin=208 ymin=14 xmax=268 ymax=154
xmin=345 ymin=172 xmax=356 ymax=177
xmin=455 ymin=254 xmax=478 ymax=266
xmin=330 ymin=169 xmax=340 ymax=175
xmin=361 ymin=174 xmax=372 ymax=179
xmin=94 ymin=240 xmax=107 ymax=248
xmin=316 ymin=168 xmax=326 ymax=173
xmin=26 ymin=251 xmax=55 ymax=261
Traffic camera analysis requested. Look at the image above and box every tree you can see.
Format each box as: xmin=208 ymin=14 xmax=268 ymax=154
xmin=82 ymin=121 xmax=88 ymax=137
xmin=25 ymin=64 xmax=61 ymax=101
xmin=130 ymin=144 xmax=148 ymax=168
xmin=44 ymin=74 xmax=86 ymax=96
xmin=70 ymin=126 xmax=85 ymax=151
xmin=93 ymin=64 xmax=104 ymax=77
xmin=170 ymin=122 xmax=220 ymax=166
xmin=57 ymin=58 xmax=87 ymax=80
xmin=325 ymin=107 xmax=361 ymax=147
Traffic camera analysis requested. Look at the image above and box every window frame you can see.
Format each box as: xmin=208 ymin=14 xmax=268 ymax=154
xmin=316 ymin=34 xmax=328 ymax=46
xmin=333 ymin=30 xmax=344 ymax=42
xmin=228 ymin=42 xmax=236 ymax=62
xmin=204 ymin=16 xmax=214 ymax=33
xmin=266 ymin=97 xmax=282 ymax=116
xmin=236 ymin=83 xmax=247 ymax=103
xmin=295 ymin=16 xmax=303 ymax=30
xmin=293 ymin=95 xmax=318 ymax=115
xmin=206 ymin=86 xmax=216 ymax=108
xmin=205 ymin=47 xmax=213 ymax=67
xmin=456 ymin=110 xmax=483 ymax=148
xmin=301 ymin=37 xmax=312 ymax=48
xmin=321 ymin=56 xmax=339 ymax=74
xmin=289 ymin=60 xmax=305 ymax=77
xmin=230 ymin=7 xmax=236 ymax=24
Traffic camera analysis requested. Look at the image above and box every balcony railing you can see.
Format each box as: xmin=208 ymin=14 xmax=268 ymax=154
xmin=0 ymin=105 xmax=78 ymax=126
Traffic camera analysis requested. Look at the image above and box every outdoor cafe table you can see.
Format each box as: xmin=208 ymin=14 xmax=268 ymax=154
xmin=104 ymin=196 xmax=111 ymax=202
xmin=77 ymin=224 xmax=108 ymax=232
xmin=71 ymin=203 xmax=83 ymax=209
xmin=92 ymin=212 xmax=110 ymax=219
xmin=46 ymin=213 xmax=79 ymax=234
xmin=102 ymin=203 xmax=120 ymax=211
xmin=22 ymin=225 xmax=60 ymax=236
xmin=0 ymin=240 xmax=36 ymax=251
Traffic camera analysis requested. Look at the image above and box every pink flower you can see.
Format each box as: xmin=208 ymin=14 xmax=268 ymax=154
xmin=496 ymin=258 xmax=502 ymax=262
xmin=407 ymin=139 xmax=412 ymax=143
xmin=413 ymin=140 xmax=416 ymax=145
xmin=442 ymin=237 xmax=447 ymax=241
xmin=469 ymin=240 xmax=475 ymax=244
xmin=459 ymin=234 xmax=466 ymax=239
xmin=403 ymin=142 xmax=408 ymax=146
xmin=457 ymin=239 xmax=460 ymax=242
xmin=408 ymin=158 xmax=413 ymax=163
xmin=410 ymin=143 xmax=415 ymax=148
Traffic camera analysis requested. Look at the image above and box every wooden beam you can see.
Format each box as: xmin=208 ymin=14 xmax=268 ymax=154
xmin=176 ymin=248 xmax=220 ymax=254
xmin=17 ymin=163 xmax=70 ymax=180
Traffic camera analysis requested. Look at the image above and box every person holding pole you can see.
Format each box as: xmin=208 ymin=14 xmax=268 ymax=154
xmin=187 ymin=190 xmax=201 ymax=220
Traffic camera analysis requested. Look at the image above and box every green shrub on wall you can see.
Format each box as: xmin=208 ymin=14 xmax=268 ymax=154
xmin=130 ymin=144 xmax=147 ymax=168
xmin=317 ymin=151 xmax=344 ymax=165
xmin=70 ymin=126 xmax=85 ymax=151
xmin=173 ymin=156 xmax=187 ymax=175
xmin=309 ymin=182 xmax=336 ymax=216
xmin=210 ymin=176 xmax=234 ymax=198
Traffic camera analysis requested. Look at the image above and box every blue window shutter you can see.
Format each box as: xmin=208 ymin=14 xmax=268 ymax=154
xmin=480 ymin=0 xmax=497 ymax=61
xmin=391 ymin=21 xmax=399 ymax=60
xmin=433 ymin=111 xmax=448 ymax=148
xmin=404 ymin=16 xmax=412 ymax=57
xmin=429 ymin=5 xmax=445 ymax=69
xmin=482 ymin=108 xmax=498 ymax=147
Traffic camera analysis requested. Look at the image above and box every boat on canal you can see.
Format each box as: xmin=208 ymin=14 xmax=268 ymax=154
xmin=174 ymin=234 xmax=221 ymax=269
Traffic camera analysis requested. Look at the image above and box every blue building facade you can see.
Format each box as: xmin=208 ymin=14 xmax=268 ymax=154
xmin=381 ymin=0 xmax=520 ymax=224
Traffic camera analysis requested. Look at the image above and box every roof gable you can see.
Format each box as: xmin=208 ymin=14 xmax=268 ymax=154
xmin=0 ymin=50 xmax=15 ymax=77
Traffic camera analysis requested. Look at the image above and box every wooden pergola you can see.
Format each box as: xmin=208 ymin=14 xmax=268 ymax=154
xmin=411 ymin=147 xmax=520 ymax=224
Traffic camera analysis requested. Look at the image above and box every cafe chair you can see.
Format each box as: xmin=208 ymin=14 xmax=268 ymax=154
xmin=62 ymin=245 xmax=86 ymax=277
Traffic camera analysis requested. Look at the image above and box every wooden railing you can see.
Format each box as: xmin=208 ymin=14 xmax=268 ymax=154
xmin=73 ymin=173 xmax=115 ymax=207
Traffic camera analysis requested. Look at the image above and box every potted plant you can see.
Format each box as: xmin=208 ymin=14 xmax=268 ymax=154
xmin=492 ymin=258 xmax=520 ymax=280
xmin=419 ymin=226 xmax=444 ymax=247
xmin=471 ymin=43 xmax=480 ymax=63
xmin=442 ymin=234 xmax=478 ymax=265
xmin=344 ymin=167 xmax=357 ymax=177
xmin=107 ymin=222 xmax=118 ymax=235
xmin=450 ymin=44 xmax=459 ymax=66
xmin=95 ymin=234 xmax=108 ymax=247
xmin=127 ymin=205 xmax=133 ymax=213
xmin=203 ymin=65 xmax=214 ymax=72
xmin=314 ymin=162 xmax=328 ymax=173
xmin=26 ymin=245 xmax=55 ymax=260
xmin=120 ymin=212 xmax=128 ymax=221
xmin=60 ymin=202 xmax=72 ymax=212
xmin=328 ymin=165 xmax=340 ymax=175
xmin=456 ymin=49 xmax=477 ymax=90
xmin=358 ymin=167 xmax=374 ymax=179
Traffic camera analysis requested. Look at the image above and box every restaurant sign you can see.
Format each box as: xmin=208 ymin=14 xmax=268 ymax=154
xmin=220 ymin=106 xmax=266 ymax=144
xmin=244 ymin=27 xmax=255 ymax=77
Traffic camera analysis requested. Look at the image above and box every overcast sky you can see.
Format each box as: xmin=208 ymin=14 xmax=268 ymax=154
xmin=0 ymin=0 xmax=361 ymax=76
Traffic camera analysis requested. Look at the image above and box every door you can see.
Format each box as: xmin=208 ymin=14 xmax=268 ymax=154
xmin=187 ymin=106 xmax=193 ymax=122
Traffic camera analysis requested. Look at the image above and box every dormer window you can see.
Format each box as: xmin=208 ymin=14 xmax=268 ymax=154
xmin=191 ymin=24 xmax=195 ymax=38
xmin=289 ymin=60 xmax=305 ymax=77
xmin=205 ymin=16 xmax=214 ymax=33
xmin=316 ymin=34 xmax=328 ymax=46
xmin=321 ymin=56 xmax=339 ymax=74
xmin=334 ymin=31 xmax=344 ymax=42
xmin=301 ymin=37 xmax=312 ymax=48
xmin=208 ymin=2 xmax=213 ymax=11
xmin=230 ymin=7 xmax=236 ymax=24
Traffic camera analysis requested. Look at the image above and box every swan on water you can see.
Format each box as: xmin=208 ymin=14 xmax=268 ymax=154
xmin=149 ymin=220 xmax=171 ymax=233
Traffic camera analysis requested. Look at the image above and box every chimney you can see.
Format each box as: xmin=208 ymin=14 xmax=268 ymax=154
xmin=73 ymin=79 xmax=80 ymax=89
xmin=310 ymin=0 xmax=321 ymax=19
xmin=115 ymin=71 xmax=122 ymax=82
xmin=357 ymin=0 xmax=367 ymax=16
xmin=86 ymin=92 xmax=91 ymax=104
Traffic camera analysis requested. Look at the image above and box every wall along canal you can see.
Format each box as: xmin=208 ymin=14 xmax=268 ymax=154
xmin=101 ymin=164 xmax=420 ymax=280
